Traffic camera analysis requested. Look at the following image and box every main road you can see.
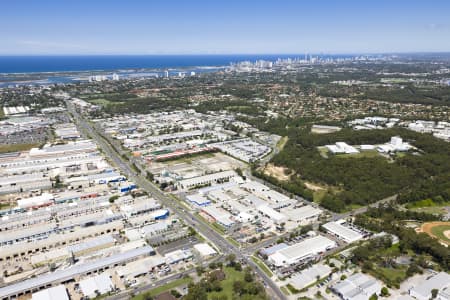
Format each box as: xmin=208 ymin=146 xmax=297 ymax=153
xmin=67 ymin=101 xmax=286 ymax=300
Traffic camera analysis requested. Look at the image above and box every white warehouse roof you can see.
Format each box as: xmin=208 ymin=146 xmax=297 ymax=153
xmin=194 ymin=243 xmax=217 ymax=256
xmin=323 ymin=221 xmax=363 ymax=243
xmin=269 ymin=235 xmax=336 ymax=267
xmin=32 ymin=285 xmax=69 ymax=300
xmin=257 ymin=205 xmax=286 ymax=223
xmin=409 ymin=272 xmax=450 ymax=300
xmin=333 ymin=273 xmax=381 ymax=300
xmin=79 ymin=273 xmax=114 ymax=298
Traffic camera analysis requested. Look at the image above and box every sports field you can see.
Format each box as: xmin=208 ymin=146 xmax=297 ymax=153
xmin=419 ymin=222 xmax=450 ymax=246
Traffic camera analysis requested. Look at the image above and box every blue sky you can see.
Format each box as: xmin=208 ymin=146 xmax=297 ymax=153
xmin=1 ymin=0 xmax=449 ymax=55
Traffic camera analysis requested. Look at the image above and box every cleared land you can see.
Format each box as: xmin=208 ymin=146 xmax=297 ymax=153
xmin=262 ymin=163 xmax=291 ymax=181
xmin=406 ymin=199 xmax=449 ymax=216
xmin=0 ymin=143 xmax=40 ymax=153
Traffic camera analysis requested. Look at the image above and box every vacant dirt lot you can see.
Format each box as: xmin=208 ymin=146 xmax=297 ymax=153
xmin=262 ymin=163 xmax=291 ymax=181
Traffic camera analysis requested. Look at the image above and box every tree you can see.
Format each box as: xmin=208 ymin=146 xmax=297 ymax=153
xmin=244 ymin=270 xmax=254 ymax=283
xmin=211 ymin=280 xmax=222 ymax=292
xmin=235 ymin=167 xmax=244 ymax=177
xmin=226 ymin=253 xmax=236 ymax=265
xmin=196 ymin=266 xmax=205 ymax=276
xmin=188 ymin=226 xmax=196 ymax=236
xmin=381 ymin=287 xmax=389 ymax=297
xmin=369 ymin=293 xmax=378 ymax=300
xmin=300 ymin=224 xmax=313 ymax=235
xmin=109 ymin=195 xmax=119 ymax=203
xmin=431 ymin=289 xmax=439 ymax=299
xmin=184 ymin=283 xmax=207 ymax=300
xmin=146 ymin=171 xmax=154 ymax=181
xmin=209 ymin=262 xmax=217 ymax=270
xmin=170 ymin=289 xmax=181 ymax=298
xmin=234 ymin=262 xmax=242 ymax=271
xmin=233 ymin=280 xmax=245 ymax=295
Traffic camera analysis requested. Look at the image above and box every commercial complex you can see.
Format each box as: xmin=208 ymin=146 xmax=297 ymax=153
xmin=268 ymin=235 xmax=336 ymax=267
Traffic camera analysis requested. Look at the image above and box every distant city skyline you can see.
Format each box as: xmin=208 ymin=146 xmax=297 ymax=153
xmin=1 ymin=0 xmax=450 ymax=55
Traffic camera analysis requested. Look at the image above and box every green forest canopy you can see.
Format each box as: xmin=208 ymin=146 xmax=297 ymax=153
xmin=254 ymin=123 xmax=450 ymax=212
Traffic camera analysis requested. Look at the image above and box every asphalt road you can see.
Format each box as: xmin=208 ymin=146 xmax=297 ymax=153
xmin=67 ymin=102 xmax=286 ymax=300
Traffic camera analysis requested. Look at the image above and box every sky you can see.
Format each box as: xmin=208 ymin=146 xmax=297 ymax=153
xmin=1 ymin=0 xmax=449 ymax=55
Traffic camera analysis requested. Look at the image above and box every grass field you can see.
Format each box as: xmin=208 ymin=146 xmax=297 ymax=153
xmin=0 ymin=202 xmax=13 ymax=210
xmin=371 ymin=266 xmax=408 ymax=286
xmin=317 ymin=146 xmax=329 ymax=158
xmin=286 ymin=283 xmax=300 ymax=294
xmin=88 ymin=98 xmax=124 ymax=106
xmin=406 ymin=198 xmax=449 ymax=215
xmin=280 ymin=286 xmax=290 ymax=295
xmin=165 ymin=152 xmax=215 ymax=164
xmin=226 ymin=237 xmax=240 ymax=247
xmin=411 ymin=206 xmax=448 ymax=215
xmin=0 ymin=143 xmax=40 ymax=153
xmin=317 ymin=147 xmax=381 ymax=159
xmin=430 ymin=224 xmax=450 ymax=245
xmin=251 ymin=256 xmax=273 ymax=277
xmin=211 ymin=221 xmax=226 ymax=235
xmin=313 ymin=189 xmax=327 ymax=203
xmin=195 ymin=212 xmax=226 ymax=236
xmin=131 ymin=277 xmax=192 ymax=300
xmin=207 ymin=267 xmax=245 ymax=300
xmin=335 ymin=150 xmax=381 ymax=159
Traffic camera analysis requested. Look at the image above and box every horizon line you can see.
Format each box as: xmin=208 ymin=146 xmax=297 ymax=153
xmin=1 ymin=51 xmax=450 ymax=57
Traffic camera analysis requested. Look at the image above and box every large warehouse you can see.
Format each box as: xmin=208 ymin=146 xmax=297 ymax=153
xmin=322 ymin=221 xmax=364 ymax=243
xmin=0 ymin=246 xmax=154 ymax=300
xmin=268 ymin=235 xmax=336 ymax=267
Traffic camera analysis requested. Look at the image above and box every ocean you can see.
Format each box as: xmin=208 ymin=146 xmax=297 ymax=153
xmin=0 ymin=54 xmax=309 ymax=74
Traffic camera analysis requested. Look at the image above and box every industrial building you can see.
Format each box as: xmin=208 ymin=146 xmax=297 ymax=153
xmin=193 ymin=243 xmax=217 ymax=257
xmin=115 ymin=255 xmax=166 ymax=282
xmin=210 ymin=138 xmax=271 ymax=163
xmin=186 ymin=194 xmax=211 ymax=206
xmin=332 ymin=273 xmax=381 ymax=300
xmin=201 ymin=206 xmax=235 ymax=228
xmin=79 ymin=273 xmax=115 ymax=299
xmin=409 ymin=272 xmax=450 ymax=300
xmin=0 ymin=221 xmax=124 ymax=261
xmin=311 ymin=124 xmax=342 ymax=134
xmin=268 ymin=235 xmax=336 ymax=267
xmin=256 ymin=205 xmax=287 ymax=224
xmin=31 ymin=285 xmax=69 ymax=300
xmin=322 ymin=220 xmax=364 ymax=243
xmin=0 ymin=246 xmax=154 ymax=300
xmin=0 ymin=173 xmax=52 ymax=195
xmin=289 ymin=263 xmax=332 ymax=290
xmin=326 ymin=142 xmax=359 ymax=154
xmin=283 ymin=205 xmax=322 ymax=225
xmin=177 ymin=170 xmax=237 ymax=190
xmin=377 ymin=136 xmax=412 ymax=153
